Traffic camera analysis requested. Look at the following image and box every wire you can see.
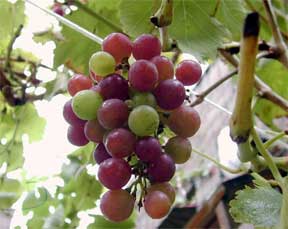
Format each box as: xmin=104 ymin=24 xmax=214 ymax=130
xmin=25 ymin=0 xmax=103 ymax=45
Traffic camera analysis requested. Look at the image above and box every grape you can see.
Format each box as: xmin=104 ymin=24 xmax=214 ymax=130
xmin=132 ymin=92 xmax=157 ymax=108
xmin=164 ymin=136 xmax=192 ymax=164
xmin=98 ymin=158 xmax=131 ymax=189
xmin=67 ymin=125 xmax=88 ymax=146
xmin=63 ymin=99 xmax=86 ymax=127
xmin=144 ymin=191 xmax=171 ymax=219
xmin=147 ymin=182 xmax=175 ymax=203
xmin=93 ymin=143 xmax=111 ymax=164
xmin=102 ymin=33 xmax=132 ymax=63
xmin=52 ymin=4 xmax=64 ymax=16
xmin=84 ymin=119 xmax=106 ymax=143
xmin=98 ymin=74 xmax=129 ymax=100
xmin=72 ymin=90 xmax=103 ymax=120
xmin=67 ymin=74 xmax=93 ymax=96
xmin=175 ymin=60 xmax=202 ymax=86
xmin=151 ymin=56 xmax=174 ymax=82
xmin=100 ymin=190 xmax=135 ymax=222
xmin=90 ymin=70 xmax=103 ymax=83
xmin=167 ymin=105 xmax=201 ymax=137
xmin=105 ymin=128 xmax=136 ymax=158
xmin=153 ymin=79 xmax=185 ymax=110
xmin=132 ymin=34 xmax=161 ymax=60
xmin=148 ymin=154 xmax=175 ymax=183
xmin=128 ymin=60 xmax=158 ymax=92
xmin=128 ymin=105 xmax=159 ymax=136
xmin=89 ymin=51 xmax=116 ymax=77
xmin=135 ymin=137 xmax=162 ymax=162
xmin=90 ymin=84 xmax=101 ymax=93
xmin=98 ymin=99 xmax=129 ymax=129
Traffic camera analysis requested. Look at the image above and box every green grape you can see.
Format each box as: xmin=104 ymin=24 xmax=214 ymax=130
xmin=164 ymin=136 xmax=192 ymax=164
xmin=128 ymin=105 xmax=159 ymax=136
xmin=132 ymin=92 xmax=157 ymax=107
xmin=72 ymin=90 xmax=103 ymax=120
xmin=89 ymin=51 xmax=116 ymax=77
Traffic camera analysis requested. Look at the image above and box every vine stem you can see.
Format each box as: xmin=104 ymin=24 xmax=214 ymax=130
xmin=192 ymin=148 xmax=245 ymax=174
xmin=251 ymin=127 xmax=283 ymax=184
xmin=263 ymin=131 xmax=287 ymax=149
xmin=25 ymin=0 xmax=103 ymax=45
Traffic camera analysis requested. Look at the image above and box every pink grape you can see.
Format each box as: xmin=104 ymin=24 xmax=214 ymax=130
xmin=153 ymin=79 xmax=185 ymax=110
xmin=98 ymin=74 xmax=129 ymax=100
xmin=97 ymin=99 xmax=129 ymax=129
xmin=135 ymin=137 xmax=162 ymax=162
xmin=98 ymin=158 xmax=131 ymax=189
xmin=105 ymin=128 xmax=136 ymax=158
xmin=102 ymin=33 xmax=132 ymax=63
xmin=147 ymin=182 xmax=176 ymax=203
xmin=175 ymin=60 xmax=202 ymax=86
xmin=84 ymin=119 xmax=106 ymax=143
xmin=132 ymin=34 xmax=161 ymax=60
xmin=63 ymin=99 xmax=86 ymax=127
xmin=144 ymin=191 xmax=171 ymax=219
xmin=93 ymin=143 xmax=111 ymax=164
xmin=67 ymin=125 xmax=88 ymax=146
xmin=128 ymin=60 xmax=158 ymax=92
xmin=151 ymin=56 xmax=174 ymax=82
xmin=67 ymin=74 xmax=93 ymax=96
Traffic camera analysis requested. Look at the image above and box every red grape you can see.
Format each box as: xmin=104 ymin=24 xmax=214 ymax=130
xmin=175 ymin=60 xmax=202 ymax=86
xmin=93 ymin=143 xmax=111 ymax=164
xmin=167 ymin=105 xmax=201 ymax=137
xmin=52 ymin=4 xmax=64 ymax=16
xmin=164 ymin=136 xmax=192 ymax=164
xmin=97 ymin=99 xmax=129 ymax=129
xmin=98 ymin=158 xmax=131 ymax=189
xmin=105 ymin=128 xmax=136 ymax=158
xmin=98 ymin=74 xmax=129 ymax=100
xmin=128 ymin=60 xmax=158 ymax=92
xmin=102 ymin=33 xmax=132 ymax=63
xmin=135 ymin=137 xmax=162 ymax=162
xmin=151 ymin=56 xmax=174 ymax=82
xmin=148 ymin=154 xmax=175 ymax=183
xmin=132 ymin=34 xmax=161 ymax=60
xmin=100 ymin=190 xmax=135 ymax=222
xmin=147 ymin=182 xmax=175 ymax=203
xmin=153 ymin=79 xmax=185 ymax=110
xmin=144 ymin=191 xmax=171 ymax=219
xmin=67 ymin=74 xmax=93 ymax=96
xmin=63 ymin=99 xmax=86 ymax=127
xmin=84 ymin=119 xmax=106 ymax=143
xmin=67 ymin=125 xmax=88 ymax=146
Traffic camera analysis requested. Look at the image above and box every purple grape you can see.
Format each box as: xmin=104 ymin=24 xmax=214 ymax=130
xmin=148 ymin=154 xmax=175 ymax=183
xmin=67 ymin=125 xmax=89 ymax=146
xmin=132 ymin=34 xmax=161 ymax=60
xmin=97 ymin=99 xmax=129 ymax=129
xmin=98 ymin=158 xmax=131 ymax=189
xmin=98 ymin=74 xmax=129 ymax=100
xmin=93 ymin=143 xmax=111 ymax=164
xmin=63 ymin=100 xmax=86 ymax=127
xmin=135 ymin=137 xmax=163 ymax=162
xmin=153 ymin=79 xmax=185 ymax=110
xmin=128 ymin=60 xmax=158 ymax=92
xmin=84 ymin=119 xmax=106 ymax=143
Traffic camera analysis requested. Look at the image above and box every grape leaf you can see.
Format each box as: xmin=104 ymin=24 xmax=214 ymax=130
xmin=54 ymin=0 xmax=120 ymax=74
xmin=88 ymin=215 xmax=135 ymax=229
xmin=254 ymin=59 xmax=288 ymax=130
xmin=43 ymin=205 xmax=65 ymax=229
xmin=229 ymin=186 xmax=282 ymax=227
xmin=0 ymin=0 xmax=25 ymax=55
xmin=0 ymin=178 xmax=22 ymax=209
xmin=0 ymin=141 xmax=24 ymax=172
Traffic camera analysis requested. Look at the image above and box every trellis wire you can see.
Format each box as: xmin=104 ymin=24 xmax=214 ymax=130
xmin=25 ymin=0 xmax=281 ymax=137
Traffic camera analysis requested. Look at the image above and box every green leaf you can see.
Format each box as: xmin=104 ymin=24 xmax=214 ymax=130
xmin=88 ymin=215 xmax=135 ymax=229
xmin=0 ymin=0 xmax=25 ymax=55
xmin=119 ymin=0 xmax=160 ymax=37
xmin=0 ymin=178 xmax=22 ymax=209
xmin=68 ymin=142 xmax=94 ymax=164
xmin=229 ymin=186 xmax=282 ymax=227
xmin=54 ymin=0 xmax=120 ymax=74
xmin=0 ymin=141 xmax=24 ymax=172
xmin=43 ymin=205 xmax=65 ymax=229
xmin=254 ymin=59 xmax=288 ymax=130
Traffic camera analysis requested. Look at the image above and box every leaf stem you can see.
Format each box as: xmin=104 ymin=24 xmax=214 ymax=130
xmin=192 ymin=148 xmax=245 ymax=174
xmin=251 ymin=127 xmax=283 ymax=184
xmin=263 ymin=131 xmax=287 ymax=149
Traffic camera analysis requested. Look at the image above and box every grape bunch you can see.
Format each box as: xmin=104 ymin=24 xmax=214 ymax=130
xmin=63 ymin=33 xmax=202 ymax=222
